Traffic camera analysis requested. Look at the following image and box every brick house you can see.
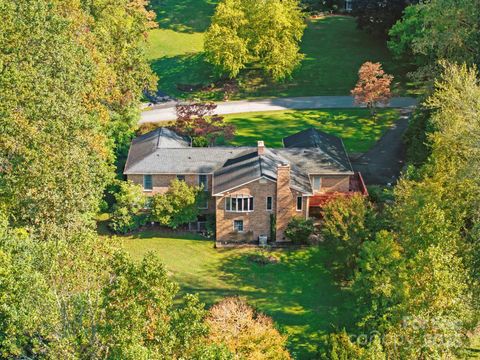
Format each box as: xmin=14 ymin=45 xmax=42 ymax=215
xmin=124 ymin=127 xmax=367 ymax=243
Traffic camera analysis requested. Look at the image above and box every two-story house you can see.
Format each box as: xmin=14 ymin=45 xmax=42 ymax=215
xmin=124 ymin=127 xmax=367 ymax=243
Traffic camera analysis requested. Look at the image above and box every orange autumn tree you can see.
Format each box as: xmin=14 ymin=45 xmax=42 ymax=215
xmin=351 ymin=62 xmax=393 ymax=115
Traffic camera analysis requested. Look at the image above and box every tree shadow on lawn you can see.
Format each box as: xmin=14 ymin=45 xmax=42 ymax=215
xmin=216 ymin=247 xmax=356 ymax=359
xmin=227 ymin=109 xmax=396 ymax=153
xmin=150 ymin=53 xmax=221 ymax=99
xmin=149 ymin=0 xmax=217 ymax=33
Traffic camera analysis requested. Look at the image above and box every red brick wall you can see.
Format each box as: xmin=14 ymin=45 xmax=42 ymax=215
xmin=316 ymin=175 xmax=350 ymax=193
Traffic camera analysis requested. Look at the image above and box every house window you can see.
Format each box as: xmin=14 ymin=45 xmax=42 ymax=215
xmin=296 ymin=196 xmax=303 ymax=211
xmin=198 ymin=193 xmax=208 ymax=209
xmin=225 ymin=195 xmax=254 ymax=212
xmin=266 ymin=196 xmax=273 ymax=211
xmin=143 ymin=174 xmax=153 ymax=191
xmin=233 ymin=220 xmax=244 ymax=232
xmin=198 ymin=174 xmax=208 ymax=191
xmin=176 ymin=175 xmax=185 ymax=181
xmin=345 ymin=0 xmax=353 ymax=11
xmin=312 ymin=176 xmax=322 ymax=192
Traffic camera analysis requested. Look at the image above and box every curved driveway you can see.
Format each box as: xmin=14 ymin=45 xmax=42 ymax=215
xmin=140 ymin=96 xmax=417 ymax=123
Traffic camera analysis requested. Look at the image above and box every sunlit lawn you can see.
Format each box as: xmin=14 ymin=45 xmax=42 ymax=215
xmin=223 ymin=108 xmax=399 ymax=153
xmin=121 ymin=232 xmax=355 ymax=359
xmin=146 ymin=0 xmax=412 ymax=99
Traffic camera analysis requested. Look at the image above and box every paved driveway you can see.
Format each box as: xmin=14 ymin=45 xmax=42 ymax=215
xmin=351 ymin=109 xmax=412 ymax=185
xmin=140 ymin=96 xmax=418 ymax=123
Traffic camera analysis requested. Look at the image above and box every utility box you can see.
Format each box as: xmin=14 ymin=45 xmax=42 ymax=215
xmin=259 ymin=235 xmax=268 ymax=246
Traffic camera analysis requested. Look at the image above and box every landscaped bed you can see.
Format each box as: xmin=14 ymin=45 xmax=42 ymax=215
xmin=120 ymin=231 xmax=355 ymax=359
xmin=223 ymin=108 xmax=399 ymax=153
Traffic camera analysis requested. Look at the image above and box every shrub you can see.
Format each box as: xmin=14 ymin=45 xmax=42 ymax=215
xmin=109 ymin=181 xmax=147 ymax=234
xmin=207 ymin=297 xmax=291 ymax=359
xmin=284 ymin=217 xmax=315 ymax=244
xmin=150 ymin=179 xmax=202 ymax=229
xmin=110 ymin=208 xmax=148 ymax=234
xmin=205 ymin=214 xmax=216 ymax=238
xmin=269 ymin=214 xmax=276 ymax=241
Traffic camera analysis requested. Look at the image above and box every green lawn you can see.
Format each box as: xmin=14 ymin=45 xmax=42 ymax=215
xmin=223 ymin=108 xmax=399 ymax=153
xmin=121 ymin=232 xmax=355 ymax=359
xmin=146 ymin=0 xmax=411 ymax=99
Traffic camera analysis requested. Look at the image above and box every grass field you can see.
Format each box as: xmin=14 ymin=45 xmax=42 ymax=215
xmin=223 ymin=108 xmax=399 ymax=152
xmin=146 ymin=0 xmax=409 ymax=99
xmin=121 ymin=232 xmax=355 ymax=359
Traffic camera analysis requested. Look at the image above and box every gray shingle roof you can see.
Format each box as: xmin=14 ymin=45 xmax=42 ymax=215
xmin=213 ymin=149 xmax=312 ymax=195
xmin=282 ymin=128 xmax=353 ymax=174
xmin=124 ymin=147 xmax=250 ymax=174
xmin=124 ymin=127 xmax=353 ymax=193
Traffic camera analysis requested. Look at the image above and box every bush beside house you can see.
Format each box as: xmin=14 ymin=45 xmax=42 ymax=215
xmin=284 ymin=217 xmax=315 ymax=244
xmin=109 ymin=181 xmax=148 ymax=234
xmin=150 ymin=179 xmax=202 ymax=229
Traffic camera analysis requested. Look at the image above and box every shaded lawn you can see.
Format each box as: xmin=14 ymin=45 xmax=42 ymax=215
xmin=223 ymin=108 xmax=399 ymax=153
xmin=236 ymin=16 xmax=409 ymax=98
xmin=149 ymin=0 xmax=217 ymax=33
xmin=121 ymin=232 xmax=356 ymax=359
xmin=146 ymin=2 xmax=411 ymax=99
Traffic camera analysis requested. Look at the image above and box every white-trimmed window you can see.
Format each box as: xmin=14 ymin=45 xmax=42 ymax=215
xmin=266 ymin=196 xmax=273 ymax=211
xmin=345 ymin=0 xmax=353 ymax=11
xmin=143 ymin=174 xmax=153 ymax=191
xmin=296 ymin=196 xmax=303 ymax=211
xmin=233 ymin=220 xmax=244 ymax=232
xmin=198 ymin=174 xmax=208 ymax=191
xmin=225 ymin=195 xmax=254 ymax=212
xmin=312 ymin=176 xmax=322 ymax=192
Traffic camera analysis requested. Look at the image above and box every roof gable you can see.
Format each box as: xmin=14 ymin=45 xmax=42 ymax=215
xmin=282 ymin=128 xmax=353 ymax=173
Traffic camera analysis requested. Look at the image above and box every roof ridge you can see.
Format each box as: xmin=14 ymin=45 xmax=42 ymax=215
xmin=156 ymin=127 xmax=163 ymax=148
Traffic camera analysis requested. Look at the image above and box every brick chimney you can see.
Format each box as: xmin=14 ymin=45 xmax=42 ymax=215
xmin=257 ymin=140 xmax=265 ymax=155
xmin=275 ymin=163 xmax=292 ymax=241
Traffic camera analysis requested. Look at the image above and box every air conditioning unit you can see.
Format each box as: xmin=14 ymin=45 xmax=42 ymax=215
xmin=259 ymin=235 xmax=268 ymax=246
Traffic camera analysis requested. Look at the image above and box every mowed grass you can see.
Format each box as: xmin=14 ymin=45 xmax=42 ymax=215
xmin=236 ymin=16 xmax=407 ymax=98
xmin=223 ymin=108 xmax=399 ymax=153
xmin=121 ymin=232 xmax=355 ymax=359
xmin=146 ymin=0 xmax=409 ymax=99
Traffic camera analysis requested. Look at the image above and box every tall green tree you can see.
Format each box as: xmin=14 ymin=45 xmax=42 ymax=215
xmin=324 ymin=63 xmax=480 ymax=357
xmin=353 ymin=0 xmax=414 ymax=38
xmin=205 ymin=0 xmax=305 ymax=80
xmin=0 ymin=212 xmax=225 ymax=358
xmin=0 ymin=0 xmax=157 ymax=238
xmin=0 ymin=1 xmax=112 ymax=239
xmin=389 ymin=0 xmax=480 ymax=80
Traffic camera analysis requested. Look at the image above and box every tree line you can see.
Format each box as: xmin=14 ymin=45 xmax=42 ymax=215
xmin=0 ymin=1 xmax=290 ymax=358
xmin=315 ymin=1 xmax=480 ymax=357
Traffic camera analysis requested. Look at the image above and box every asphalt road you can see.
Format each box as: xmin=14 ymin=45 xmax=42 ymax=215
xmin=140 ymin=96 xmax=418 ymax=123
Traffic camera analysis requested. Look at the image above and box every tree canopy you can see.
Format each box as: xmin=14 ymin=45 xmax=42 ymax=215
xmin=205 ymin=0 xmax=306 ymax=80
xmin=388 ymin=0 xmax=480 ymax=80
xmin=353 ymin=0 xmax=413 ymax=38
